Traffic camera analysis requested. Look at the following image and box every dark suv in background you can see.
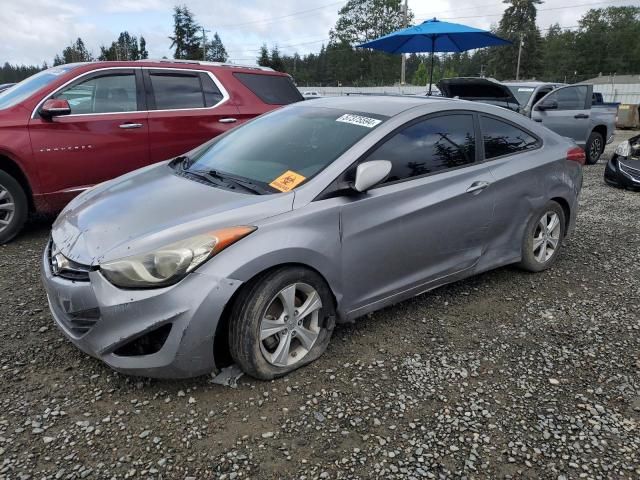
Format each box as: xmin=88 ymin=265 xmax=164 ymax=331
xmin=0 ymin=60 xmax=303 ymax=242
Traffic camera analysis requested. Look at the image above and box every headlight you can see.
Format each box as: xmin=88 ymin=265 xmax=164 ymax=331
xmin=614 ymin=140 xmax=631 ymax=157
xmin=100 ymin=226 xmax=256 ymax=289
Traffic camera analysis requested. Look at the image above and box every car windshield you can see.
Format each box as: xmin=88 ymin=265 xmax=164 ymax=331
xmin=186 ymin=106 xmax=387 ymax=192
xmin=0 ymin=64 xmax=81 ymax=110
xmin=505 ymin=85 xmax=536 ymax=106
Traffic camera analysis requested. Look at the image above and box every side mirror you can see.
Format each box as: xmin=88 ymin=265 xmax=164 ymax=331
xmin=536 ymin=99 xmax=558 ymax=111
xmin=353 ymin=160 xmax=392 ymax=192
xmin=40 ymin=98 xmax=71 ymax=118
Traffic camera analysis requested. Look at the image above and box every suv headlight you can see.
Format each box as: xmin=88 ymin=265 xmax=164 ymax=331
xmin=614 ymin=140 xmax=631 ymax=157
xmin=100 ymin=226 xmax=256 ymax=289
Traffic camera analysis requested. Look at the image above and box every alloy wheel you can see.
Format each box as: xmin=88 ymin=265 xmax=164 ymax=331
xmin=590 ymin=137 xmax=602 ymax=160
xmin=259 ymin=282 xmax=323 ymax=367
xmin=533 ymin=211 xmax=561 ymax=263
xmin=0 ymin=184 xmax=15 ymax=234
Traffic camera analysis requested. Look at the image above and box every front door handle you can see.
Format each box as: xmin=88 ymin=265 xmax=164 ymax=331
xmin=219 ymin=118 xmax=237 ymax=124
xmin=466 ymin=181 xmax=491 ymax=193
xmin=119 ymin=123 xmax=143 ymax=129
xmin=574 ymin=113 xmax=589 ymax=119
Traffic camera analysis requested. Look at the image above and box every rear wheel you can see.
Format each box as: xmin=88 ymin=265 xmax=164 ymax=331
xmin=229 ymin=267 xmax=335 ymax=380
xmin=0 ymin=170 xmax=28 ymax=244
xmin=518 ymin=201 xmax=565 ymax=272
xmin=585 ymin=131 xmax=604 ymax=165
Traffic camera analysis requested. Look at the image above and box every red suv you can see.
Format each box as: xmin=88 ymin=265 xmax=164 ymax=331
xmin=0 ymin=60 xmax=303 ymax=242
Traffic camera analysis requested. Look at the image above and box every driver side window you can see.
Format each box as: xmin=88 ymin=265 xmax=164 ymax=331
xmin=55 ymin=73 xmax=138 ymax=114
xmin=541 ymin=86 xmax=587 ymax=111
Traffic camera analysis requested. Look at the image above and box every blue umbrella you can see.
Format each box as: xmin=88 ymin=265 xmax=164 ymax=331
xmin=358 ymin=18 xmax=511 ymax=94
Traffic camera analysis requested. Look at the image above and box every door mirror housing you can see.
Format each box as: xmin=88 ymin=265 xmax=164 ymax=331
xmin=535 ymin=99 xmax=558 ymax=111
xmin=353 ymin=160 xmax=392 ymax=192
xmin=40 ymin=98 xmax=71 ymax=118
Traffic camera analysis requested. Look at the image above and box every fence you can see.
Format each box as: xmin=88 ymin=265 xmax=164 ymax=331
xmin=592 ymin=83 xmax=640 ymax=104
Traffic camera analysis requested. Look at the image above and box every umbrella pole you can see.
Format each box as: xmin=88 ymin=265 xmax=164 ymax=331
xmin=428 ymin=39 xmax=435 ymax=95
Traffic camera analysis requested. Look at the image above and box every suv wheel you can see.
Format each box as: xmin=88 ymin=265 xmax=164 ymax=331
xmin=518 ymin=201 xmax=566 ymax=272
xmin=585 ymin=131 xmax=604 ymax=165
xmin=0 ymin=170 xmax=28 ymax=244
xmin=229 ymin=267 xmax=335 ymax=380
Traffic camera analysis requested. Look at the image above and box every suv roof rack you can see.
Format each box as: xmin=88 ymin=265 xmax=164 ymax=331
xmin=137 ymin=59 xmax=274 ymax=72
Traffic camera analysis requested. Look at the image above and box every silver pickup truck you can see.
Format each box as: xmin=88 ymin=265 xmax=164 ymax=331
xmin=438 ymin=78 xmax=618 ymax=164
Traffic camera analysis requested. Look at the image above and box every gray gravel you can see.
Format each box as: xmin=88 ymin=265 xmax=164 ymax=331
xmin=1 ymin=132 xmax=639 ymax=479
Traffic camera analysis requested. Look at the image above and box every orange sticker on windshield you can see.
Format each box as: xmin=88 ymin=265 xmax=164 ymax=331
xmin=269 ymin=170 xmax=306 ymax=192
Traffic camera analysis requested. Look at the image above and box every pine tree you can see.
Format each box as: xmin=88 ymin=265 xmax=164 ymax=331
xmin=54 ymin=38 xmax=93 ymax=65
xmin=139 ymin=36 xmax=149 ymax=59
xmin=270 ymin=46 xmax=284 ymax=72
xmin=257 ymin=44 xmax=271 ymax=67
xmin=490 ymin=0 xmax=543 ymax=80
xmin=169 ymin=5 xmax=202 ymax=60
xmin=412 ymin=62 xmax=428 ymax=86
xmin=206 ymin=33 xmax=228 ymax=62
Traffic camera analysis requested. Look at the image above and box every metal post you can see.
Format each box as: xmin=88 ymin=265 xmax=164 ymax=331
xmin=515 ymin=33 xmax=523 ymax=80
xmin=400 ymin=0 xmax=408 ymax=85
xmin=202 ymin=27 xmax=210 ymax=61
xmin=428 ymin=41 xmax=435 ymax=95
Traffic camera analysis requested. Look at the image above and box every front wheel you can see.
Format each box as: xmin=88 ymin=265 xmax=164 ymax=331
xmin=585 ymin=131 xmax=604 ymax=165
xmin=518 ymin=201 xmax=566 ymax=272
xmin=229 ymin=267 xmax=335 ymax=380
xmin=0 ymin=170 xmax=28 ymax=244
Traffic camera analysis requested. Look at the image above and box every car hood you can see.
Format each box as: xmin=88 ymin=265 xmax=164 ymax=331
xmin=51 ymin=163 xmax=294 ymax=265
xmin=438 ymin=77 xmax=520 ymax=106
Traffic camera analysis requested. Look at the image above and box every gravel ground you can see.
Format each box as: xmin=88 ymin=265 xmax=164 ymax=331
xmin=0 ymin=132 xmax=639 ymax=480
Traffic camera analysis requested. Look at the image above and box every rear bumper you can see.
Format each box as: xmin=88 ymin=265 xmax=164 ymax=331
xmin=41 ymin=247 xmax=242 ymax=378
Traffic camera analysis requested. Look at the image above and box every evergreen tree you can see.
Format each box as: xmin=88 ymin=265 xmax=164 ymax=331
xmin=257 ymin=44 xmax=271 ymax=67
xmin=490 ymin=0 xmax=543 ymax=80
xmin=206 ymin=32 xmax=228 ymax=62
xmin=169 ymin=5 xmax=202 ymax=59
xmin=412 ymin=62 xmax=428 ymax=86
xmin=270 ymin=46 xmax=284 ymax=72
xmin=54 ymin=38 xmax=93 ymax=65
xmin=139 ymin=36 xmax=149 ymax=59
xmin=98 ymin=32 xmax=143 ymax=61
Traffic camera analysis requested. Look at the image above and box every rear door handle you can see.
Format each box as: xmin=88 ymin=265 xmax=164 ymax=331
xmin=219 ymin=118 xmax=237 ymax=124
xmin=574 ymin=114 xmax=589 ymax=119
xmin=466 ymin=181 xmax=491 ymax=193
xmin=533 ymin=118 xmax=542 ymax=122
xmin=119 ymin=123 xmax=143 ymax=129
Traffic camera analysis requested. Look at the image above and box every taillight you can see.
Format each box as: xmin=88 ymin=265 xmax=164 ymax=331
xmin=566 ymin=147 xmax=586 ymax=165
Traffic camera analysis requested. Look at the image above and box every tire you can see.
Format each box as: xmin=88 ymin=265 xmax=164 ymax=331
xmin=0 ymin=170 xmax=28 ymax=244
xmin=585 ymin=131 xmax=604 ymax=165
xmin=229 ymin=267 xmax=335 ymax=380
xmin=518 ymin=201 xmax=566 ymax=273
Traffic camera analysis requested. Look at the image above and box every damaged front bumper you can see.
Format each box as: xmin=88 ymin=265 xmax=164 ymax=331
xmin=41 ymin=246 xmax=242 ymax=378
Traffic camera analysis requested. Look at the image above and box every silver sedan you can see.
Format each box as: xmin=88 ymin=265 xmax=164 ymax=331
xmin=42 ymin=96 xmax=584 ymax=379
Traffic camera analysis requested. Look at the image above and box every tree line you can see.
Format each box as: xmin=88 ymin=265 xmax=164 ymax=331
xmin=1 ymin=1 xmax=638 ymax=86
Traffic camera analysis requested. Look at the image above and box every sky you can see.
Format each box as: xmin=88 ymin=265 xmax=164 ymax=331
xmin=0 ymin=0 xmax=637 ymax=66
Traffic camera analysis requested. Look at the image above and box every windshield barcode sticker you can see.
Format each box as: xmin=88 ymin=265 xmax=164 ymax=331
xmin=336 ymin=114 xmax=382 ymax=128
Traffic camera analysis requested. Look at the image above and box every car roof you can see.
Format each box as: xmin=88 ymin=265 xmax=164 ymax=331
xmin=63 ymin=59 xmax=285 ymax=75
xmin=298 ymin=95 xmax=453 ymax=117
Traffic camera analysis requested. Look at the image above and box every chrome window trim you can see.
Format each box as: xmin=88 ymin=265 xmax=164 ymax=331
xmin=31 ymin=66 xmax=231 ymax=119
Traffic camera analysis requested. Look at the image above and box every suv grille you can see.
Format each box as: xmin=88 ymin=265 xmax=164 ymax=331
xmin=48 ymin=241 xmax=91 ymax=282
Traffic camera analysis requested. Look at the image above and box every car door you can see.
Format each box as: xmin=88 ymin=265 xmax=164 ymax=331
xmin=339 ymin=113 xmax=496 ymax=312
xmin=143 ymin=68 xmax=241 ymax=162
xmin=28 ymin=68 xmax=149 ymax=202
xmin=531 ymin=84 xmax=592 ymax=146
xmin=478 ymin=114 xmax=545 ymax=261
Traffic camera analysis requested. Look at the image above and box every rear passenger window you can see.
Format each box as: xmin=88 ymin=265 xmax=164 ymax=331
xmin=234 ymin=73 xmax=303 ymax=105
xmin=150 ymin=73 xmax=209 ymax=110
xmin=365 ymin=114 xmax=476 ymax=184
xmin=480 ymin=116 xmax=539 ymax=159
